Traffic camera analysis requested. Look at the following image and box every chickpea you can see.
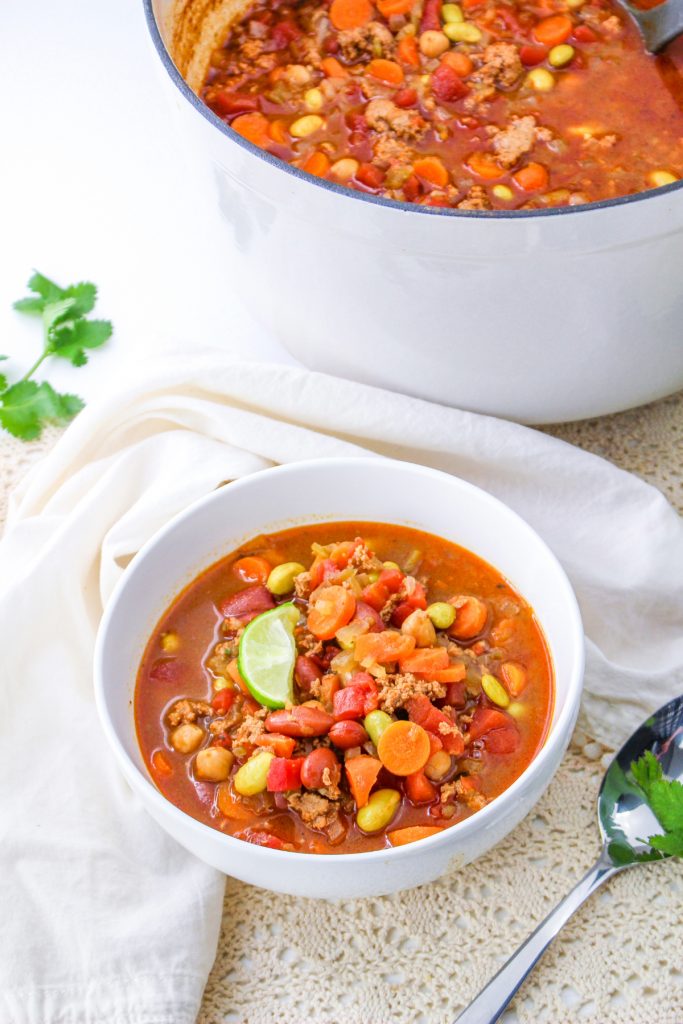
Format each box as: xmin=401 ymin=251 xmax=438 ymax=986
xmin=424 ymin=750 xmax=452 ymax=781
xmin=419 ymin=29 xmax=450 ymax=57
xmin=170 ymin=723 xmax=204 ymax=754
xmin=284 ymin=63 xmax=311 ymax=86
xmin=401 ymin=608 xmax=437 ymax=647
xmin=195 ymin=746 xmax=234 ymax=782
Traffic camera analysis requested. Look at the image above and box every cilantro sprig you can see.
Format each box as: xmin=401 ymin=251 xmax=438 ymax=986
xmin=1 ymin=272 xmax=112 ymax=440
xmin=631 ymin=750 xmax=683 ymax=858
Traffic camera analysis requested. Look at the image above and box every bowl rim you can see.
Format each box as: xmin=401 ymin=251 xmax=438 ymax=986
xmin=94 ymin=456 xmax=585 ymax=866
xmin=142 ymin=0 xmax=683 ymax=222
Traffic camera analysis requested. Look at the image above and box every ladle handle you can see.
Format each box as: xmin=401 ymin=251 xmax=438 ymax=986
xmin=453 ymin=850 xmax=620 ymax=1024
xmin=627 ymin=0 xmax=683 ymax=53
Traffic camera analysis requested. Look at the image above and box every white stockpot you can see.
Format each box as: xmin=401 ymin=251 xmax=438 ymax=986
xmin=145 ymin=0 xmax=683 ymax=424
xmin=94 ymin=458 xmax=584 ymax=899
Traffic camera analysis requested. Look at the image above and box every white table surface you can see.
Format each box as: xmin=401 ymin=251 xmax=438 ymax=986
xmin=0 ymin=0 xmax=294 ymax=406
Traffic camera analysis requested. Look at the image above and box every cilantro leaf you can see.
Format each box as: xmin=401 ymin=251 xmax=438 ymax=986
xmin=49 ymin=317 xmax=112 ymax=366
xmin=631 ymin=749 xmax=662 ymax=797
xmin=63 ymin=282 xmax=97 ymax=317
xmin=0 ymin=380 xmax=84 ymax=440
xmin=631 ymin=751 xmax=683 ymax=860
xmin=13 ymin=273 xmax=97 ymax=318
xmin=42 ymin=297 xmax=78 ymax=332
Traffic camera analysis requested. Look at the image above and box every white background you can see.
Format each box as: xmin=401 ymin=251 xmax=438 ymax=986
xmin=0 ymin=0 xmax=291 ymax=407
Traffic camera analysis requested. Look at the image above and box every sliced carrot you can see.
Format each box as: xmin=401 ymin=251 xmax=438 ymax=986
xmin=330 ymin=0 xmax=373 ymax=30
xmin=268 ymin=119 xmax=288 ymax=144
xmin=412 ymin=156 xmax=450 ymax=188
xmin=449 ymin=595 xmax=488 ymax=639
xmin=231 ymin=112 xmax=271 ymax=149
xmin=151 ymin=750 xmax=172 ymax=777
xmin=513 ymin=161 xmax=549 ymax=191
xmin=321 ymin=56 xmax=349 ymax=77
xmin=216 ymin=782 xmax=256 ymax=821
xmin=501 ymin=661 xmax=528 ymax=697
xmin=466 ymin=151 xmax=505 ymax=180
xmin=255 ymin=733 xmax=296 ymax=757
xmin=377 ymin=720 xmax=431 ymax=775
xmin=227 ymin=657 xmax=250 ymax=695
xmin=414 ymin=663 xmax=466 ymax=683
xmin=388 ymin=825 xmax=444 ymax=847
xmin=307 ymin=585 xmax=356 ymax=640
xmin=354 ymin=630 xmax=416 ymax=665
xmin=441 ymin=51 xmax=473 ymax=76
xmin=303 ymin=151 xmax=331 ymax=177
xmin=367 ymin=58 xmax=405 ymax=85
xmin=399 ymin=646 xmax=450 ymax=675
xmin=533 ymin=13 xmax=573 ymax=45
xmin=378 ymin=0 xmax=414 ymax=14
xmin=397 ymin=34 xmax=420 ymax=67
xmin=233 ymin=556 xmax=271 ymax=585
xmin=345 ymin=755 xmax=382 ymax=808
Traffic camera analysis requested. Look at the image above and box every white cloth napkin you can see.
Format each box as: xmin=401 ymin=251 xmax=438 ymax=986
xmin=2 ymin=352 xmax=682 ymax=1024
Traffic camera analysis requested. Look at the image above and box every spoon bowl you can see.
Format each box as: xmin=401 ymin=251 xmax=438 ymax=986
xmin=455 ymin=693 xmax=683 ymax=1024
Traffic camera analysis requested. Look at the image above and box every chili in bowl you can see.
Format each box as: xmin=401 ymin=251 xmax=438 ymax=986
xmin=95 ymin=457 xmax=584 ymax=898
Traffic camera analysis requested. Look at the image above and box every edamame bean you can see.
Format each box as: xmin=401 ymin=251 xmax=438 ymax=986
xmin=649 ymin=170 xmax=677 ymax=187
xmin=548 ymin=43 xmax=575 ymax=67
xmin=233 ymin=750 xmax=274 ymax=795
xmin=356 ymin=789 xmax=401 ymax=832
xmin=481 ymin=673 xmax=510 ymax=708
xmin=441 ymin=3 xmax=464 ymax=22
xmin=266 ymin=561 xmax=306 ymax=595
xmin=443 ymin=21 xmax=482 ymax=42
xmin=526 ymin=68 xmax=555 ymax=91
xmin=364 ymin=709 xmax=393 ymax=748
xmin=426 ymin=602 xmax=456 ymax=630
xmin=290 ymin=115 xmax=325 ymax=138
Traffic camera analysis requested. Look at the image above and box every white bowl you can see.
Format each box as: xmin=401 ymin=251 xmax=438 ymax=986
xmin=143 ymin=0 xmax=683 ymax=424
xmin=94 ymin=457 xmax=584 ymax=898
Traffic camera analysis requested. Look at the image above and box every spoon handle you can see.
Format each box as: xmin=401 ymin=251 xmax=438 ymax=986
xmin=453 ymin=849 xmax=620 ymax=1024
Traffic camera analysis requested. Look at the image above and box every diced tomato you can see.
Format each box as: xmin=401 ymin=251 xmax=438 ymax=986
xmin=394 ymin=87 xmax=418 ymax=108
xmin=431 ymin=63 xmax=469 ymax=103
xmin=362 ymin=567 xmax=404 ymax=610
xmin=266 ymin=757 xmax=304 ymax=792
xmin=406 ymin=694 xmax=464 ymax=753
xmin=484 ymin=727 xmax=519 ymax=754
xmin=345 ymin=755 xmax=382 ymax=808
xmin=427 ymin=731 xmax=443 ymax=755
xmin=468 ymin=706 xmax=511 ymax=741
xmin=405 ymin=770 xmax=438 ymax=804
xmin=348 ymin=672 xmax=379 ymax=714
xmin=329 ymin=539 xmax=362 ymax=567
xmin=211 ymin=91 xmax=259 ymax=117
xmin=574 ymin=24 xmax=597 ymax=42
xmin=310 ymin=557 xmax=338 ymax=589
xmin=271 ymin=19 xmax=301 ymax=48
xmin=356 ymin=163 xmax=385 ymax=190
xmin=211 ymin=688 xmax=236 ymax=714
xmin=255 ymin=733 xmax=296 ymax=757
xmin=319 ymin=673 xmax=342 ymax=711
xmin=519 ymin=44 xmax=548 ymax=65
xmin=333 ymin=685 xmax=367 ymax=721
xmin=445 ymin=681 xmax=466 ymax=706
xmin=220 ymin=584 xmax=275 ymax=620
xmin=403 ymin=174 xmax=421 ymax=201
xmin=151 ymin=750 xmax=172 ymax=776
xmin=441 ymin=727 xmax=465 ymax=756
xmin=390 ymin=601 xmax=415 ymax=627
xmin=237 ymin=828 xmax=286 ymax=850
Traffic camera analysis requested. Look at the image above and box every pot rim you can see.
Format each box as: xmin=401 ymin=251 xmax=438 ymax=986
xmin=143 ymin=0 xmax=683 ymax=221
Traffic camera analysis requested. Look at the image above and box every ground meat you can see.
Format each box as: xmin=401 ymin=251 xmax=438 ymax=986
xmin=166 ymin=699 xmax=212 ymax=727
xmin=455 ymin=776 xmax=488 ymax=811
xmin=232 ymin=708 xmax=267 ymax=746
xmin=293 ymin=570 xmax=312 ymax=599
xmin=296 ymin=629 xmax=324 ymax=656
xmin=440 ymin=781 xmax=458 ymax=804
xmin=474 ymin=42 xmax=523 ymax=91
xmin=601 ymin=14 xmax=622 ymax=34
xmin=365 ymin=98 xmax=427 ymax=141
xmin=376 ymin=672 xmax=447 ymax=713
xmin=488 ymin=115 xmax=551 ymax=168
xmin=338 ymin=21 xmax=395 ymax=62
xmin=240 ymin=39 xmax=264 ymax=61
xmin=583 ymin=133 xmax=618 ymax=149
xmin=293 ymin=36 xmax=323 ymax=64
xmin=437 ymin=717 xmax=464 ymax=745
xmin=348 ymin=542 xmax=383 ymax=574
xmin=379 ymin=591 xmax=405 ymax=623
xmin=457 ymin=186 xmax=492 ymax=210
xmin=286 ymin=792 xmax=340 ymax=830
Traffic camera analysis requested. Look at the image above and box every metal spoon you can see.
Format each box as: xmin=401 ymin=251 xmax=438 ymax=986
xmin=623 ymin=0 xmax=683 ymax=52
xmin=454 ymin=693 xmax=683 ymax=1024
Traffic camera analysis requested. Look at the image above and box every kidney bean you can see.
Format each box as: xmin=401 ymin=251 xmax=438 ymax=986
xmin=301 ymin=748 xmax=341 ymax=790
xmin=295 ymin=655 xmax=323 ymax=694
xmin=353 ymin=600 xmax=385 ymax=632
xmin=149 ymin=658 xmax=184 ymax=684
xmin=211 ymin=90 xmax=259 ymax=117
xmin=265 ymin=705 xmax=334 ymax=737
xmin=329 ymin=720 xmax=369 ymax=750
xmin=219 ymin=584 xmax=275 ymax=619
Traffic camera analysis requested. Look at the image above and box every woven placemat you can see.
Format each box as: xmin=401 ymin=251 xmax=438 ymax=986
xmin=3 ymin=392 xmax=682 ymax=1024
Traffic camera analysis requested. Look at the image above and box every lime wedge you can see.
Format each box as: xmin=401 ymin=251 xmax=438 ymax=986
xmin=238 ymin=602 xmax=300 ymax=709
